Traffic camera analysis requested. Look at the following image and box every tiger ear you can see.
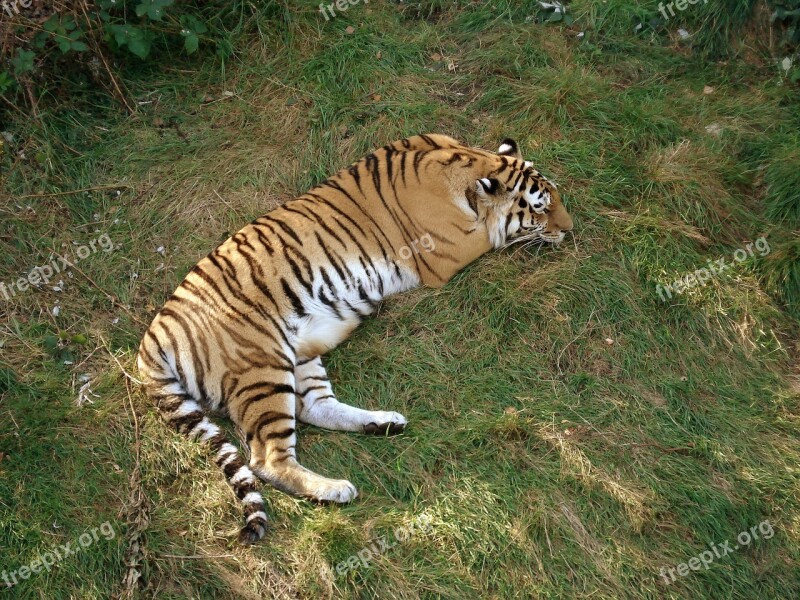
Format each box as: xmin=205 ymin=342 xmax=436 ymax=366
xmin=498 ymin=138 xmax=522 ymax=160
xmin=476 ymin=177 xmax=500 ymax=196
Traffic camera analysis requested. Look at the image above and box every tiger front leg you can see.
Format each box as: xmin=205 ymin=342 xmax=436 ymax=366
xmin=295 ymin=356 xmax=407 ymax=435
xmin=230 ymin=365 xmax=357 ymax=503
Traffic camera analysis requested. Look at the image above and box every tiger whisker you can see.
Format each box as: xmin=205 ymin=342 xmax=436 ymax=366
xmin=502 ymin=232 xmax=543 ymax=249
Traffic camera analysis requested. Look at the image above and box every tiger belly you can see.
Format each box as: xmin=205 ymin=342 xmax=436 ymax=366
xmin=294 ymin=310 xmax=362 ymax=360
xmin=293 ymin=258 xmax=421 ymax=359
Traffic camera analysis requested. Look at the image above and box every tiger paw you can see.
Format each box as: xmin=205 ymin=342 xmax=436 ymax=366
xmin=363 ymin=411 xmax=407 ymax=435
xmin=308 ymin=478 xmax=358 ymax=503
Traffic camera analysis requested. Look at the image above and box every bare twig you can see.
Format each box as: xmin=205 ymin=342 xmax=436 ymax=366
xmin=116 ymin=378 xmax=149 ymax=600
xmin=99 ymin=334 xmax=144 ymax=385
xmin=17 ymin=184 xmax=132 ymax=199
xmin=555 ymin=309 xmax=596 ymax=375
xmin=78 ymin=0 xmax=136 ymax=115
xmin=626 ymin=442 xmax=695 ymax=455
xmin=0 ymin=93 xmax=29 ymax=119
xmin=69 ymin=262 xmax=148 ymax=328
xmin=159 ymin=553 xmax=236 ymax=560
xmin=23 ymin=79 xmax=40 ymax=121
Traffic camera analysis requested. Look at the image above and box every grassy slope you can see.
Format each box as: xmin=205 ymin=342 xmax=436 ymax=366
xmin=1 ymin=0 xmax=799 ymax=598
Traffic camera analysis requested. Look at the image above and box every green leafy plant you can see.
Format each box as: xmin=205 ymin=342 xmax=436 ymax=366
xmin=43 ymin=14 xmax=89 ymax=53
xmin=10 ymin=49 xmax=35 ymax=74
xmin=0 ymin=71 xmax=14 ymax=94
xmin=135 ymin=0 xmax=174 ymax=21
xmin=180 ymin=14 xmax=209 ymax=54
xmin=106 ymin=23 xmax=155 ymax=59
xmin=0 ymin=0 xmax=226 ymax=114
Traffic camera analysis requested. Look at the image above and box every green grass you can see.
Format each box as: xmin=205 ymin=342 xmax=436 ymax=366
xmin=1 ymin=0 xmax=799 ymax=598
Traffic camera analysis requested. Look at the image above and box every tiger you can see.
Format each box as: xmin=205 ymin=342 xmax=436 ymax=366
xmin=137 ymin=134 xmax=573 ymax=543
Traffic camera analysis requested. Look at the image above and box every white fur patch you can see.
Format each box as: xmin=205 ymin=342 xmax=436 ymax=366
xmin=246 ymin=511 xmax=268 ymax=523
xmin=220 ymin=452 xmax=239 ymax=470
xmin=216 ymin=443 xmax=238 ymax=461
xmin=525 ymin=189 xmax=541 ymax=202
xmin=189 ymin=418 xmax=221 ymax=441
xmin=295 ymin=311 xmax=360 ymax=358
xmin=161 ymin=382 xmax=186 ymax=395
xmin=171 ymin=400 xmax=202 ymax=418
xmin=526 ymin=189 xmax=549 ymax=213
xmin=230 ymin=466 xmax=254 ymax=485
xmin=498 ymin=143 xmax=514 ymax=154
xmin=243 ymin=491 xmax=263 ymax=504
xmin=198 ymin=423 xmax=221 ymax=442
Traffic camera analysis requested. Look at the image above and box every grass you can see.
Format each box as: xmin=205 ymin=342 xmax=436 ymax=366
xmin=1 ymin=0 xmax=799 ymax=598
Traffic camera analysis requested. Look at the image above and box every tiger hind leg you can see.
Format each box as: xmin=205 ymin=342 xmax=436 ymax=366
xmin=138 ymin=370 xmax=268 ymax=544
xmin=230 ymin=365 xmax=358 ymax=503
xmin=295 ymin=356 xmax=407 ymax=435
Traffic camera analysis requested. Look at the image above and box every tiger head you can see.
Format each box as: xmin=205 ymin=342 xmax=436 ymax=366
xmin=474 ymin=138 xmax=573 ymax=247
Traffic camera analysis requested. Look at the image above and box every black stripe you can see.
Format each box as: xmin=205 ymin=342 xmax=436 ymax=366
xmin=281 ymin=278 xmax=306 ymax=316
xmin=262 ymin=215 xmax=303 ymax=245
xmin=263 ymin=427 xmax=295 ymax=441
xmin=239 ymin=389 xmax=293 ymax=421
xmin=170 ymin=411 xmax=204 ymax=434
xmin=420 ymin=134 xmax=439 ymax=148
xmin=223 ymin=458 xmax=245 ymax=478
xmin=285 ymin=252 xmax=314 ymax=294
xmin=298 ymin=384 xmax=328 ymax=397
xmin=399 ymin=151 xmax=408 ymax=187
xmin=198 ymin=255 xmax=294 ymax=349
xmin=159 ymin=306 xmax=209 ymax=400
xmin=348 ymin=164 xmax=362 ymax=189
xmin=251 ymin=411 xmax=294 ymax=441
xmin=413 ymin=151 xmax=425 ymax=182
xmin=315 ymin=232 xmax=349 ymax=283
xmin=207 ymin=432 xmax=230 ymax=453
xmin=313 ymin=394 xmax=336 ymax=402
xmin=306 ymin=194 xmax=369 ymax=238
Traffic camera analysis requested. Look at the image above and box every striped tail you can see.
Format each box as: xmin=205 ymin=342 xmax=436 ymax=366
xmin=138 ymin=369 xmax=268 ymax=544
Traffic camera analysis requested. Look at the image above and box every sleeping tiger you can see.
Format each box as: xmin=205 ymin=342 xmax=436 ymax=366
xmin=137 ymin=134 xmax=573 ymax=543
